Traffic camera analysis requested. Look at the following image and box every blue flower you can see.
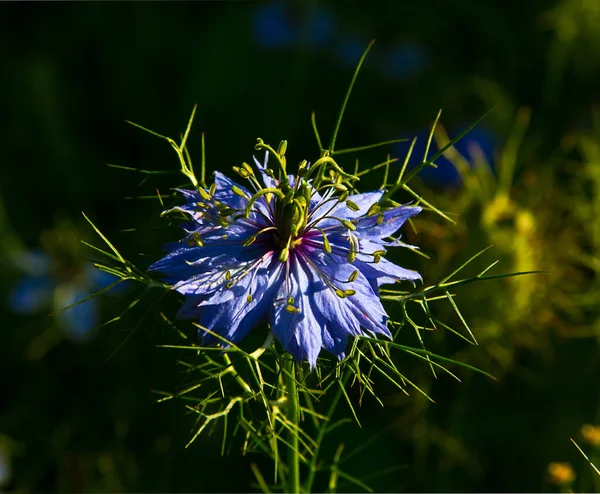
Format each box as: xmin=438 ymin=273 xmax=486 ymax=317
xmin=150 ymin=149 xmax=421 ymax=367
xmin=252 ymin=3 xmax=336 ymax=50
xmin=9 ymin=248 xmax=124 ymax=341
xmin=385 ymin=41 xmax=430 ymax=82
xmin=395 ymin=125 xmax=497 ymax=188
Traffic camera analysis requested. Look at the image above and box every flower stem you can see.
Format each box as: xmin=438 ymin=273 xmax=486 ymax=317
xmin=284 ymin=356 xmax=301 ymax=493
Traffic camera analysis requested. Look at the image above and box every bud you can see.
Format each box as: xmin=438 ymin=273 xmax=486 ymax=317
xmin=277 ymin=140 xmax=288 ymax=156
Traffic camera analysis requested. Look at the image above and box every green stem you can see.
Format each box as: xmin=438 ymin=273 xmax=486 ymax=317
xmin=284 ymin=356 xmax=301 ymax=493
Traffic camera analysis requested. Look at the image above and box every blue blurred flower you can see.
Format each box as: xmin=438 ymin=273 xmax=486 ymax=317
xmin=395 ymin=125 xmax=497 ymax=188
xmin=335 ymin=35 xmax=371 ymax=68
xmin=385 ymin=41 xmax=430 ymax=82
xmin=252 ymin=3 xmax=336 ymax=49
xmin=9 ymin=248 xmax=122 ymax=341
xmin=150 ymin=150 xmax=421 ymax=367
xmin=0 ymin=449 xmax=9 ymax=488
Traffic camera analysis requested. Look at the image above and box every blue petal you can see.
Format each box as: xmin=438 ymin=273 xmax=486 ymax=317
xmin=198 ymin=257 xmax=284 ymax=345
xmin=212 ymin=172 xmax=251 ymax=210
xmin=308 ymin=253 xmax=391 ymax=338
xmin=354 ymin=257 xmax=421 ymax=286
xmin=354 ymin=205 xmax=422 ymax=240
xmin=253 ymin=152 xmax=276 ymax=189
xmin=312 ymin=191 xmax=383 ymax=228
xmin=270 ymin=254 xmax=322 ymax=367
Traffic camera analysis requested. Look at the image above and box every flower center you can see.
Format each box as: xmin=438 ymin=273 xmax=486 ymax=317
xmin=273 ymin=180 xmax=311 ymax=257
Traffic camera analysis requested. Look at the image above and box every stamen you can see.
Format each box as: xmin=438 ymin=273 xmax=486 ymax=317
xmin=242 ymin=226 xmax=277 ymax=247
xmin=316 ymin=228 xmax=332 ymax=254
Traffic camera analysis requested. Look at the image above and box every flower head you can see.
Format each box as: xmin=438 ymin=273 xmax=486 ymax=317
xmin=150 ymin=142 xmax=421 ymax=367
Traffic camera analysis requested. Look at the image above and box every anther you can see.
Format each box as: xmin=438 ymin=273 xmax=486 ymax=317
xmin=198 ymin=187 xmax=211 ymax=200
xmin=233 ymin=166 xmax=249 ymax=178
xmin=347 ymin=270 xmax=359 ymax=282
xmin=247 ymin=293 xmax=253 ymax=303
xmin=341 ymin=219 xmax=356 ymax=231
xmin=186 ymin=232 xmax=204 ymax=247
xmin=322 ymin=232 xmax=332 ymax=254
xmin=335 ymin=288 xmax=346 ymax=298
xmin=232 ymin=186 xmax=249 ymax=199
xmin=242 ymin=162 xmax=254 ymax=175
xmin=346 ymin=200 xmax=360 ymax=212
xmin=367 ymin=203 xmax=380 ymax=216
xmin=279 ymin=247 xmax=290 ymax=262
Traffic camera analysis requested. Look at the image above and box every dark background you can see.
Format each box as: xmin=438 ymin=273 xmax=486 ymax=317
xmin=1 ymin=1 xmax=600 ymax=492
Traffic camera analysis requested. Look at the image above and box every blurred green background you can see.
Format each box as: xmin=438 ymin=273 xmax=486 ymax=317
xmin=1 ymin=1 xmax=600 ymax=492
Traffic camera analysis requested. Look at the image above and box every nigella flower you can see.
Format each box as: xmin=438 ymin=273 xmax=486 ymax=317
xmin=150 ymin=142 xmax=421 ymax=367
